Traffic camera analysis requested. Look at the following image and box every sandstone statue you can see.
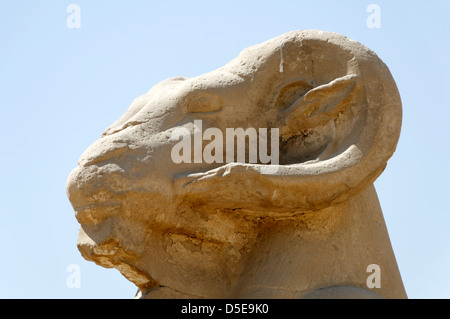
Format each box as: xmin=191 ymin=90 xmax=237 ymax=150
xmin=66 ymin=30 xmax=407 ymax=299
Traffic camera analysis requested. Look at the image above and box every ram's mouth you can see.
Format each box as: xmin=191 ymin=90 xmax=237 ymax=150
xmin=74 ymin=202 xmax=122 ymax=225
xmin=67 ymin=166 xmax=131 ymax=225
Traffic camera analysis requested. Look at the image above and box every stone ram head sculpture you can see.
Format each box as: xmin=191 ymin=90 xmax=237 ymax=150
xmin=66 ymin=30 xmax=406 ymax=299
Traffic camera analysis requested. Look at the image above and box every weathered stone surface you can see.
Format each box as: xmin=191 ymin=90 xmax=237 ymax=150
xmin=66 ymin=30 xmax=406 ymax=298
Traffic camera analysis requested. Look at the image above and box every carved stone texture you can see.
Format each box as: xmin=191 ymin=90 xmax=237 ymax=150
xmin=66 ymin=30 xmax=406 ymax=299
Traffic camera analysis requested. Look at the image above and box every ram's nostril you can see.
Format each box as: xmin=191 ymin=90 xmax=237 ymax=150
xmin=81 ymin=146 xmax=129 ymax=166
xmin=78 ymin=138 xmax=130 ymax=167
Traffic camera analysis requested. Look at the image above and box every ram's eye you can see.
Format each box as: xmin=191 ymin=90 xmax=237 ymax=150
xmin=274 ymin=80 xmax=314 ymax=111
xmin=187 ymin=94 xmax=223 ymax=113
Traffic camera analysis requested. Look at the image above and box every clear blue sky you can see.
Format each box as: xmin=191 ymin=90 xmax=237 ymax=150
xmin=0 ymin=1 xmax=448 ymax=299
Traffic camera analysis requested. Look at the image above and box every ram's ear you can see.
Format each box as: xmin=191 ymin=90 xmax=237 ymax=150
xmin=281 ymin=74 xmax=358 ymax=137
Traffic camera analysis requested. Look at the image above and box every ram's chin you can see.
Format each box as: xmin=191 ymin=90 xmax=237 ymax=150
xmin=76 ymin=217 xmax=157 ymax=291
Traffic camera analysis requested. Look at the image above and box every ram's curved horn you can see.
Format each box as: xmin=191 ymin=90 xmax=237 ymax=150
xmin=174 ymin=31 xmax=402 ymax=212
xmin=280 ymin=74 xmax=358 ymax=138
